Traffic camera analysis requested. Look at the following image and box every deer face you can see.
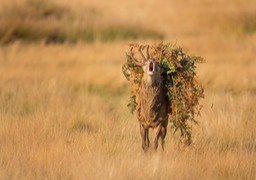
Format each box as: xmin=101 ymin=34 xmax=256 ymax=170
xmin=142 ymin=58 xmax=162 ymax=86
xmin=144 ymin=58 xmax=160 ymax=76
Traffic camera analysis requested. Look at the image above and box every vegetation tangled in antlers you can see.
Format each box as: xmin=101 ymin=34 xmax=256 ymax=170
xmin=122 ymin=42 xmax=205 ymax=144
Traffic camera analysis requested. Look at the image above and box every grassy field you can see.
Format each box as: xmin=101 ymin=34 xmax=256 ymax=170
xmin=0 ymin=0 xmax=256 ymax=179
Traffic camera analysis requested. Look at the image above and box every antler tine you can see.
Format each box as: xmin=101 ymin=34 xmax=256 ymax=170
xmin=139 ymin=45 xmax=147 ymax=62
xmin=146 ymin=45 xmax=150 ymax=59
xmin=129 ymin=46 xmax=144 ymax=66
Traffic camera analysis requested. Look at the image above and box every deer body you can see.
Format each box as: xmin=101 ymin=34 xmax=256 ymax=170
xmin=137 ymin=67 xmax=168 ymax=151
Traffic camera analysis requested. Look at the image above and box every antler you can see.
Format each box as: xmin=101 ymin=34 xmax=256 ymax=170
xmin=127 ymin=44 xmax=151 ymax=66
xmin=138 ymin=45 xmax=147 ymax=61
xmin=127 ymin=44 xmax=150 ymax=66
xmin=127 ymin=46 xmax=145 ymax=66
xmin=146 ymin=45 xmax=150 ymax=60
xmin=139 ymin=45 xmax=151 ymax=61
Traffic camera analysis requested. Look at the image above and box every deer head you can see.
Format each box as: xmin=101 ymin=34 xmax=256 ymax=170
xmin=128 ymin=45 xmax=162 ymax=86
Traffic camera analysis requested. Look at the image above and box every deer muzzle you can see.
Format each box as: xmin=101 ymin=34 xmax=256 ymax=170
xmin=148 ymin=59 xmax=155 ymax=75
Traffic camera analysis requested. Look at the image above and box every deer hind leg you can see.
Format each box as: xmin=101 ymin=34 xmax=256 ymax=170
xmin=140 ymin=123 xmax=149 ymax=152
xmin=154 ymin=120 xmax=168 ymax=151
xmin=160 ymin=120 xmax=168 ymax=150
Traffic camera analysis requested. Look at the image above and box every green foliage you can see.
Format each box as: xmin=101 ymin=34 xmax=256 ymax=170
xmin=127 ymin=95 xmax=137 ymax=114
xmin=161 ymin=45 xmax=204 ymax=144
xmin=122 ymin=43 xmax=205 ymax=144
xmin=122 ymin=52 xmax=144 ymax=113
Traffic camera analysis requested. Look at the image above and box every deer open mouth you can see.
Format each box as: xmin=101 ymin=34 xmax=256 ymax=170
xmin=149 ymin=61 xmax=154 ymax=72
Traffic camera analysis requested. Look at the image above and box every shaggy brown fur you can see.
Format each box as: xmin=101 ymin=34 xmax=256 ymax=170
xmin=136 ymin=60 xmax=169 ymax=152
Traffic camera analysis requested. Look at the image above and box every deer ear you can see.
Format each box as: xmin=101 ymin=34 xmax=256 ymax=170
xmin=157 ymin=63 xmax=164 ymax=74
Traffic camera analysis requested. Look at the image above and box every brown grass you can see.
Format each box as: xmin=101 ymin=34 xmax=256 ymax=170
xmin=0 ymin=0 xmax=256 ymax=179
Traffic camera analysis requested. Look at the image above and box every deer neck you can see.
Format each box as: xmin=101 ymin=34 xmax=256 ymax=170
xmin=142 ymin=73 xmax=162 ymax=87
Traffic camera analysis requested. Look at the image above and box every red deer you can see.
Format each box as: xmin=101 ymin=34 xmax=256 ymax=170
xmin=128 ymin=45 xmax=169 ymax=152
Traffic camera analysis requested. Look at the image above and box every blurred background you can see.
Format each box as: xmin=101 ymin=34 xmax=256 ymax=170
xmin=1 ymin=0 xmax=256 ymax=90
xmin=1 ymin=0 xmax=256 ymax=45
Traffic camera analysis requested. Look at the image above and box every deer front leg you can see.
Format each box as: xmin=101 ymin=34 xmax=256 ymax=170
xmin=139 ymin=123 xmax=149 ymax=152
xmin=145 ymin=128 xmax=150 ymax=148
xmin=153 ymin=124 xmax=162 ymax=151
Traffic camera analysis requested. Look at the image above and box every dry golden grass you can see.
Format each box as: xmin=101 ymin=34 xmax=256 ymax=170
xmin=0 ymin=0 xmax=256 ymax=179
